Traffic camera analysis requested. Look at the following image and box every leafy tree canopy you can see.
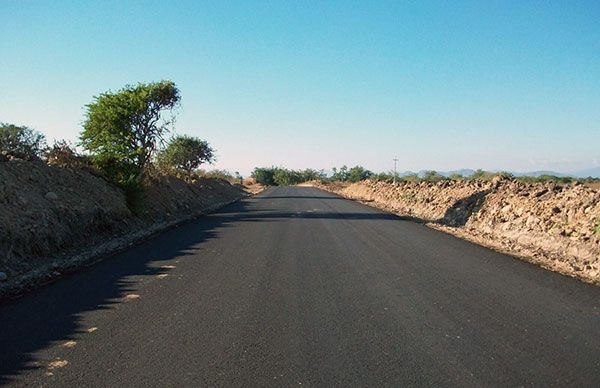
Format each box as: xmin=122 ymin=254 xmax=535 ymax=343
xmin=0 ymin=122 xmax=46 ymax=159
xmin=158 ymin=135 xmax=215 ymax=173
xmin=80 ymin=80 xmax=180 ymax=174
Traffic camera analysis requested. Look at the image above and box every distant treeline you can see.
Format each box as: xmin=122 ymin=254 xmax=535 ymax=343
xmin=251 ymin=166 xmax=600 ymax=186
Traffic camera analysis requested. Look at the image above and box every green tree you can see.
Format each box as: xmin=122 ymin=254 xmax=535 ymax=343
xmin=273 ymin=168 xmax=303 ymax=186
xmin=422 ymin=170 xmax=444 ymax=182
xmin=80 ymin=80 xmax=180 ymax=177
xmin=372 ymin=172 xmax=394 ymax=181
xmin=299 ymin=168 xmax=326 ymax=182
xmin=251 ymin=167 xmax=278 ymax=185
xmin=331 ymin=165 xmax=350 ymax=181
xmin=0 ymin=122 xmax=46 ymax=159
xmin=469 ymin=169 xmax=493 ymax=180
xmin=348 ymin=165 xmax=372 ymax=182
xmin=158 ymin=135 xmax=215 ymax=173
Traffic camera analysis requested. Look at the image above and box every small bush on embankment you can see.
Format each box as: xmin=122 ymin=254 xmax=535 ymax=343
xmin=0 ymin=123 xmax=47 ymax=161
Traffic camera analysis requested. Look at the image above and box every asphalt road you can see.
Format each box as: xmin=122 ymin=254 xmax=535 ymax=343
xmin=1 ymin=186 xmax=599 ymax=387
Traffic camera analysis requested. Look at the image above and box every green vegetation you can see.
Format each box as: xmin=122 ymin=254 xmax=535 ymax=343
xmin=80 ymin=80 xmax=180 ymax=180
xmin=46 ymin=140 xmax=92 ymax=169
xmin=0 ymin=123 xmax=46 ymax=160
xmin=79 ymin=80 xmax=181 ymax=211
xmin=157 ymin=135 xmax=215 ymax=173
xmin=514 ymin=175 xmax=575 ymax=184
xmin=251 ymin=167 xmax=277 ymax=185
xmin=331 ymin=165 xmax=372 ymax=182
xmin=402 ymin=173 xmax=420 ymax=182
xmin=448 ymin=173 xmax=464 ymax=180
xmin=594 ymin=218 xmax=600 ymax=234
xmin=422 ymin=170 xmax=445 ymax=182
xmin=251 ymin=167 xmax=326 ymax=186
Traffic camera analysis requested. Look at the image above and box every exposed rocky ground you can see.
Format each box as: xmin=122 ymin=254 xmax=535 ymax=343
xmin=315 ymin=178 xmax=600 ymax=285
xmin=0 ymin=159 xmax=247 ymax=296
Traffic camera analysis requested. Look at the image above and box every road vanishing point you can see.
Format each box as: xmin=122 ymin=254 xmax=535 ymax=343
xmin=1 ymin=187 xmax=599 ymax=386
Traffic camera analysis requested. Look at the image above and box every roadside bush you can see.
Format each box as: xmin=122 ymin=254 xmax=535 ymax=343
xmin=0 ymin=122 xmax=46 ymax=160
xmin=422 ymin=170 xmax=445 ymax=182
xmin=403 ymin=173 xmax=420 ymax=182
xmin=200 ymin=169 xmax=237 ymax=182
xmin=45 ymin=140 xmax=92 ymax=169
xmin=252 ymin=167 xmax=278 ymax=185
xmin=251 ymin=167 xmax=326 ymax=186
xmin=91 ymin=155 xmax=145 ymax=212
xmin=594 ymin=218 xmax=600 ymax=234
xmin=272 ymin=168 xmax=301 ymax=186
xmin=331 ymin=166 xmax=350 ymax=181
xmin=331 ymin=165 xmax=372 ymax=182
xmin=468 ymin=169 xmax=495 ymax=180
xmin=299 ymin=168 xmax=326 ymax=182
xmin=515 ymin=174 xmax=574 ymax=184
xmin=371 ymin=172 xmax=394 ymax=182
xmin=120 ymin=174 xmax=145 ymax=215
xmin=348 ymin=166 xmax=372 ymax=182
xmin=157 ymin=135 xmax=215 ymax=174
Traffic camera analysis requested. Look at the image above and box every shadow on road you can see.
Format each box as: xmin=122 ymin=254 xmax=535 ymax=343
xmin=0 ymin=196 xmax=401 ymax=384
xmin=0 ymin=200 xmax=258 ymax=384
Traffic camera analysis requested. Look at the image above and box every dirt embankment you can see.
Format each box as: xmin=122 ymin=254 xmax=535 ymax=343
xmin=0 ymin=160 xmax=247 ymax=295
xmin=315 ymin=178 xmax=600 ymax=285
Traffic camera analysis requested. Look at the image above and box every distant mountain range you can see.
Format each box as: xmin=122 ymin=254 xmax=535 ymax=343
xmin=397 ymin=168 xmax=600 ymax=179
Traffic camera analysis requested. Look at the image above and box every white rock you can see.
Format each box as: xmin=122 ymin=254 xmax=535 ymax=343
xmin=45 ymin=191 xmax=58 ymax=200
xmin=0 ymin=272 xmax=7 ymax=281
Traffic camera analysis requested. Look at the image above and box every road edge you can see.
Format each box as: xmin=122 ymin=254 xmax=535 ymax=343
xmin=308 ymin=185 xmax=599 ymax=287
xmin=0 ymin=195 xmax=249 ymax=301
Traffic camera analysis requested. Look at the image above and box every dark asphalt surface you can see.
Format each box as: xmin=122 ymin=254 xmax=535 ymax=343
xmin=1 ymin=186 xmax=599 ymax=387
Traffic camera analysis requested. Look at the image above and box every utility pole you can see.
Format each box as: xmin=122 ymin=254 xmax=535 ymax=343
xmin=393 ymin=157 xmax=398 ymax=184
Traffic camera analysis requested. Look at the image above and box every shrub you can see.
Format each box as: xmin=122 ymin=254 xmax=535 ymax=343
xmin=45 ymin=140 xmax=92 ymax=168
xmin=422 ymin=170 xmax=445 ymax=182
xmin=252 ymin=167 xmax=278 ymax=185
xmin=469 ymin=169 xmax=495 ymax=181
xmin=371 ymin=172 xmax=394 ymax=182
xmin=331 ymin=166 xmax=350 ymax=181
xmin=0 ymin=122 xmax=46 ymax=160
xmin=299 ymin=168 xmax=326 ymax=182
xmin=515 ymin=174 xmax=574 ymax=184
xmin=157 ymin=135 xmax=215 ymax=173
xmin=200 ymin=169 xmax=236 ymax=182
xmin=121 ymin=174 xmax=145 ymax=215
xmin=330 ymin=165 xmax=372 ymax=182
xmin=594 ymin=218 xmax=600 ymax=234
xmin=403 ymin=173 xmax=420 ymax=182
xmin=273 ymin=168 xmax=303 ymax=186
xmin=348 ymin=166 xmax=372 ymax=182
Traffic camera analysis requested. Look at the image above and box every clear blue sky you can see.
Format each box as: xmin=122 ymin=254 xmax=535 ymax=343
xmin=1 ymin=1 xmax=599 ymax=175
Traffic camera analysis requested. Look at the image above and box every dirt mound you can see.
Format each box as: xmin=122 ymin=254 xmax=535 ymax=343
xmin=0 ymin=161 xmax=131 ymax=274
xmin=0 ymin=160 xmax=246 ymax=284
xmin=316 ymin=179 xmax=600 ymax=285
xmin=142 ymin=175 xmax=243 ymax=221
